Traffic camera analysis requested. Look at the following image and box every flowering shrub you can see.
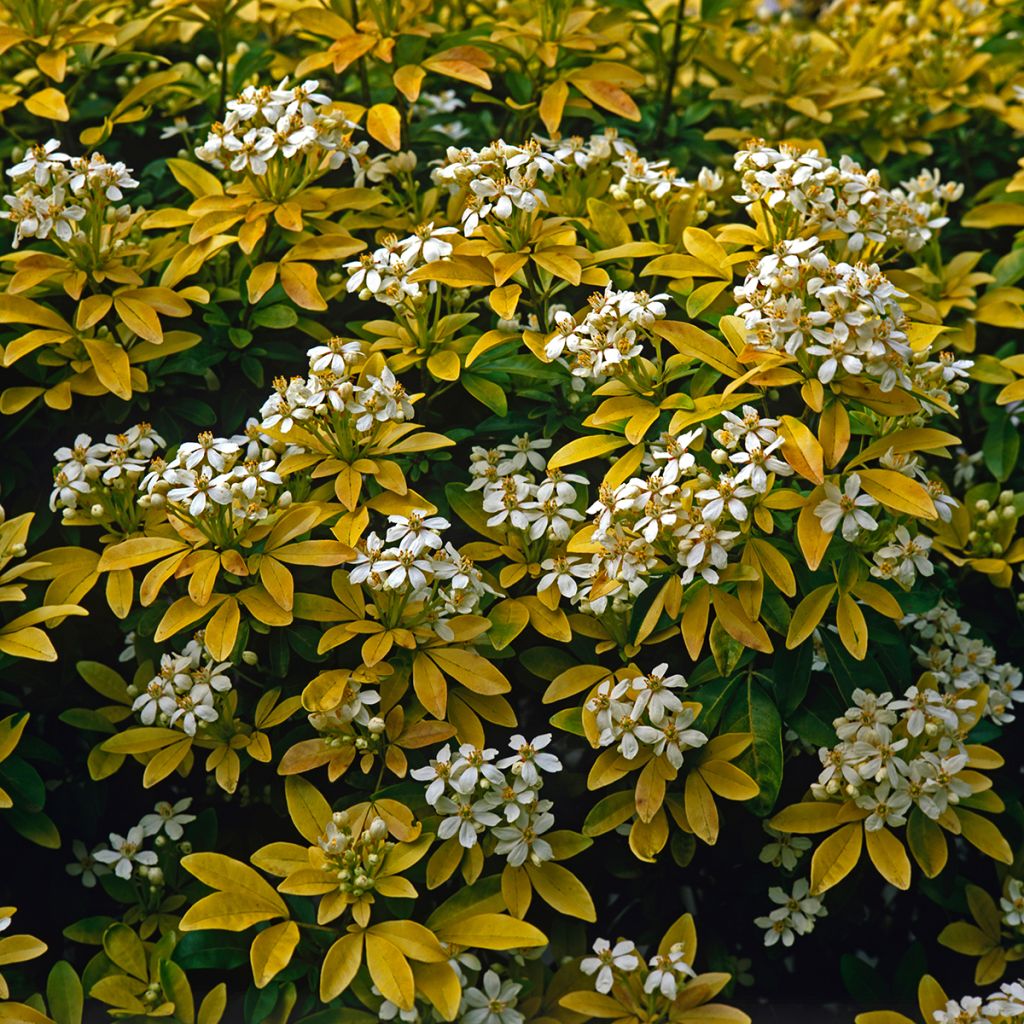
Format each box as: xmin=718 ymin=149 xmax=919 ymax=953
xmin=2 ymin=0 xmax=1024 ymax=1021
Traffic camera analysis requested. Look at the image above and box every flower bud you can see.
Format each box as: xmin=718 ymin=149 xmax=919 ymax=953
xmin=367 ymin=716 xmax=385 ymax=735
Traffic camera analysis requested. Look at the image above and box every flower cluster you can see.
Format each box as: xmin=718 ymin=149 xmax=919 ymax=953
xmin=348 ymin=509 xmax=494 ymax=625
xmin=2 ymin=138 xmax=138 ymax=248
xmin=469 ymin=433 xmax=589 ymax=550
xmin=68 ymin=798 xmax=194 ymax=885
xmin=195 ymin=79 xmax=358 ymax=176
xmin=735 ymin=237 xmax=972 ymax=402
xmin=580 ymin=936 xmax=696 ymax=1001
xmin=50 ymin=424 xmax=164 ymax=531
xmin=258 ymin=342 xmax=414 ymax=445
xmin=315 ymin=812 xmax=390 ymax=905
xmin=811 ymin=683 xmax=980 ymax=825
xmin=343 ymin=223 xmax=458 ymax=309
xmin=586 ymin=664 xmax=707 ymax=768
xmin=142 ymin=427 xmax=290 ymax=527
xmin=545 ymin=287 xmax=669 ymax=379
xmin=432 ymin=140 xmax=559 ymax=234
xmin=754 ymin=878 xmax=827 ymax=947
xmin=903 ymin=600 xmax=1024 ymax=725
xmin=129 ymin=635 xmax=233 ymax=736
xmin=414 ymin=735 xmax=562 ymax=865
xmin=733 ymin=141 xmax=963 ymax=257
xmin=575 ymin=409 xmax=794 ymax=611
xmin=933 ymin=980 xmax=1024 ymax=1023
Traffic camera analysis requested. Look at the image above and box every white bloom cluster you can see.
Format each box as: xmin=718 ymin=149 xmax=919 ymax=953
xmin=143 ymin=426 xmax=290 ymax=523
xmin=611 ymin=153 xmax=721 ymax=210
xmin=733 ymin=141 xmax=963 ymax=255
xmin=538 ymin=128 xmax=637 ymax=171
xmin=544 ymin=287 xmax=669 ymax=378
xmin=413 ymin=735 xmax=562 ymax=866
xmin=580 ymin=936 xmax=696 ymax=1001
xmin=259 ymin=341 xmax=414 ymax=442
xmin=932 ymin=980 xmax=1024 ymax=1023
xmin=572 ymin=409 xmax=794 ymax=611
xmin=67 ymin=798 xmax=194 ymax=886
xmin=50 ymin=423 xmax=164 ymax=526
xmin=195 ymin=79 xmax=359 ymax=175
xmin=468 ymin=434 xmax=588 ymax=552
xmin=586 ymin=665 xmax=707 ymax=768
xmin=2 ymin=138 xmax=138 ymax=248
xmin=432 ymin=139 xmax=560 ymax=234
xmin=307 ymin=671 xmax=382 ymax=745
xmin=343 ymin=222 xmax=458 ymax=309
xmin=735 ymin=236 xmax=972 ymax=401
xmin=347 ymin=510 xmax=494 ymax=627
xmin=812 ymin=683 xmax=981 ymax=826
xmin=754 ymin=878 xmax=827 ymax=947
xmin=903 ymin=600 xmax=1024 ymax=724
xmin=130 ymin=635 xmax=233 ymax=736
xmin=315 ymin=811 xmax=394 ymax=901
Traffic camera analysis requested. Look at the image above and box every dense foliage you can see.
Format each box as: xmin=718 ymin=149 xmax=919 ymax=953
xmin=3 ymin=0 xmax=1024 ymax=1021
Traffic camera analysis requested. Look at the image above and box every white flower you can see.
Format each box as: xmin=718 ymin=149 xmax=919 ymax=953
xmin=66 ymin=839 xmax=110 ymax=888
xmin=815 ymin=474 xmax=879 ymax=541
xmin=139 ymin=798 xmax=196 ymax=840
xmin=644 ymin=949 xmax=696 ymax=1000
xmin=580 ymin=938 xmax=639 ymax=993
xmin=93 ymin=826 xmax=158 ymax=879
xmin=496 ymin=734 xmax=562 ymax=786
xmin=460 ymin=970 xmax=523 ymax=1024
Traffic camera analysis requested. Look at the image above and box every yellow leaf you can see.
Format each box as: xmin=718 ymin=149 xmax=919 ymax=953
xmin=24 ymin=87 xmax=69 ymax=120
xmin=543 ymin=664 xmax=609 ymax=704
xmin=178 ymin=891 xmax=284 ymax=932
xmin=413 ymin=652 xmax=447 ymax=718
xmin=938 ymin=922 xmax=997 ymax=956
xmin=836 ymin=592 xmax=868 ymax=660
xmin=393 ymin=65 xmax=426 ymax=102
xmin=684 ymin=771 xmax=719 ymax=845
xmin=285 ymin=776 xmax=331 ymax=844
xmin=699 ymin=761 xmax=760 ymax=801
xmin=569 ymin=72 xmax=640 ymax=120
xmin=502 ymin=864 xmax=531 ymax=918
xmin=205 ymin=597 xmax=240 ymax=662
xmin=779 ymin=415 xmax=824 ymax=484
xmin=427 ymin=350 xmax=461 ymax=381
xmin=82 ymin=337 xmax=132 ymax=400
xmin=0 ymin=626 xmax=57 ymax=661
xmin=858 ymin=470 xmax=936 ymax=519
xmin=409 ymin=256 xmax=494 ymax=288
xmin=167 ymin=158 xmax=223 ymax=197
xmin=539 ymin=80 xmax=569 ymax=134
xmin=559 ymin=993 xmax=625 ymax=1018
xmin=711 ymin=590 xmax=772 ymax=653
xmin=489 ymin=285 xmax=521 ymax=320
xmin=320 ymin=932 xmax=364 ymax=1002
xmin=114 ymin=297 xmax=162 ymax=344
xmin=810 ymin=822 xmax=862 ymax=894
xmin=796 ymin=489 xmax=832 ymax=571
xmin=250 ymin=921 xmax=299 ymax=988
xmin=956 ymin=809 xmax=1013 ymax=864
xmin=142 ymin=737 xmax=192 ymax=789
xmin=280 ymin=262 xmax=326 ymax=311
xmin=819 ymin=401 xmax=851 ymax=468
xmin=650 ymin=321 xmax=743 ymax=377
xmin=770 ymin=802 xmax=844 ymax=834
xmin=433 ymin=913 xmax=547 ymax=950
xmin=367 ymin=103 xmax=403 ymax=151
xmin=247 ymin=263 xmax=278 ymax=304
xmin=412 ymin=960 xmax=462 ymax=1021
xmin=181 ymin=853 xmax=288 ymax=912
xmin=524 ymin=860 xmax=596 ymax=922
xmin=864 ymin=826 xmax=911 ymax=890
xmin=366 ymin=933 xmax=415 ymax=1010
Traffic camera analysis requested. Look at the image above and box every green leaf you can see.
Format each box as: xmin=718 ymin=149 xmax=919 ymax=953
xmin=252 ymin=304 xmax=299 ymax=329
xmin=983 ymin=415 xmax=1020 ymax=482
xmin=461 ymin=373 xmax=508 ymax=416
xmin=721 ymin=679 xmax=783 ymax=815
xmin=46 ymin=961 xmax=84 ymax=1024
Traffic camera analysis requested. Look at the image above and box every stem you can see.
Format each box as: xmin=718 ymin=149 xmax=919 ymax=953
xmin=654 ymin=0 xmax=687 ymax=147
